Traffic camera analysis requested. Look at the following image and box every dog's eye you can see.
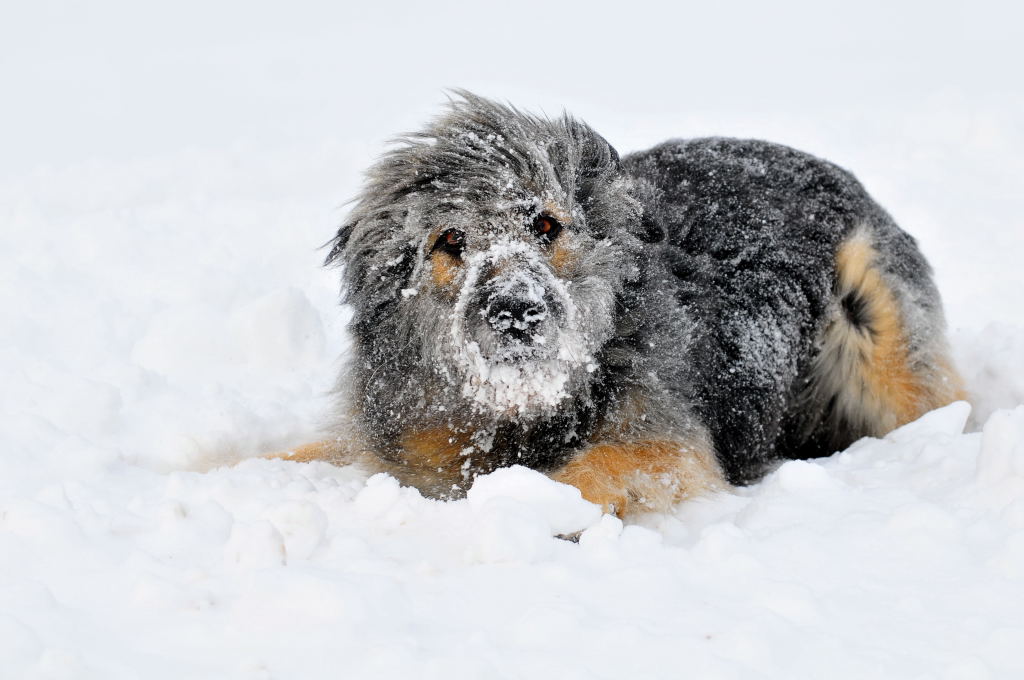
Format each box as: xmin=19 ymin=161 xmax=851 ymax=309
xmin=532 ymin=214 xmax=562 ymax=242
xmin=432 ymin=228 xmax=465 ymax=257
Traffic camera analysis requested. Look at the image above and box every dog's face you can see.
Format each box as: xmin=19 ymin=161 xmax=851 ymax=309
xmin=333 ymin=94 xmax=655 ymax=422
xmin=415 ymin=193 xmax=604 ymax=417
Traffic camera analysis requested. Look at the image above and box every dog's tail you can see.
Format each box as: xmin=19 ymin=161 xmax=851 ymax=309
xmin=799 ymin=224 xmax=967 ymax=451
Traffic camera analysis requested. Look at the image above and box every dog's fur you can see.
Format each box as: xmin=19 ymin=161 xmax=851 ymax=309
xmin=283 ymin=93 xmax=966 ymax=516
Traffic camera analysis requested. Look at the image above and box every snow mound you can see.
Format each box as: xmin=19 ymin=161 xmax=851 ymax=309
xmin=2 ymin=403 xmax=1024 ymax=677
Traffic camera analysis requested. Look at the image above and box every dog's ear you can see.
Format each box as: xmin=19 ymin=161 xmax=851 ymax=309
xmin=636 ymin=208 xmax=665 ymax=244
xmin=324 ymin=210 xmax=418 ymax=306
xmin=324 ymin=219 xmax=356 ymax=266
xmin=324 ymin=210 xmax=401 ymax=266
xmin=626 ymin=177 xmax=666 ymax=244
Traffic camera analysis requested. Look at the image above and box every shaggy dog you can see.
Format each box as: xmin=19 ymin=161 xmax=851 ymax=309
xmin=282 ymin=93 xmax=965 ymax=516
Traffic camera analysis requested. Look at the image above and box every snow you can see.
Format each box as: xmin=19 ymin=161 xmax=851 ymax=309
xmin=5 ymin=404 xmax=1024 ymax=678
xmin=3 ymin=1 xmax=1024 ymax=678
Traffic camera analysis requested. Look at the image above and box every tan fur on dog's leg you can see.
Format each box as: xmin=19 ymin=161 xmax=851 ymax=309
xmin=551 ymin=439 xmax=726 ymax=517
xmin=266 ymin=439 xmax=350 ymax=464
xmin=393 ymin=427 xmax=480 ymax=496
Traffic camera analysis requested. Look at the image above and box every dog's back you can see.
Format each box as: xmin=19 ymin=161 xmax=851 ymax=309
xmin=625 ymin=138 xmax=965 ymax=484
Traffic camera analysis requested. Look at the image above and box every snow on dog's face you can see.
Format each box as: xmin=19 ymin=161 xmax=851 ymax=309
xmin=424 ymin=208 xmax=596 ymax=416
xmin=331 ymin=93 xmax=652 ymax=421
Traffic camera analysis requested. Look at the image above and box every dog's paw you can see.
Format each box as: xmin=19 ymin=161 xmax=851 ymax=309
xmin=550 ymin=466 xmax=629 ymax=517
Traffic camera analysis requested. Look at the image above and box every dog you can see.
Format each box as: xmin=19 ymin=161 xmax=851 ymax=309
xmin=279 ymin=92 xmax=966 ymax=517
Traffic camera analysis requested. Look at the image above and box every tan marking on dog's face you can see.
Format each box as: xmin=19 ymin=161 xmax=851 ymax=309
xmin=542 ymin=201 xmax=572 ymax=226
xmin=539 ymin=203 xmax=577 ymax=276
xmin=427 ymin=228 xmax=463 ymax=290
xmin=548 ymin=237 xmax=578 ymax=277
xmin=551 ymin=438 xmax=725 ymax=516
xmin=430 ymin=252 xmax=460 ymax=289
xmin=832 ymin=233 xmax=967 ymax=432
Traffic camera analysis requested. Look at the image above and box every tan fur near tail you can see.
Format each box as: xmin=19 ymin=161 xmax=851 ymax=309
xmin=811 ymin=228 xmax=967 ymax=438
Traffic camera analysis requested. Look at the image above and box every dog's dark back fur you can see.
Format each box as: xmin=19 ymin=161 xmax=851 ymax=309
xmin=327 ymin=94 xmax=959 ymax=495
xmin=624 ymin=139 xmax=942 ymax=482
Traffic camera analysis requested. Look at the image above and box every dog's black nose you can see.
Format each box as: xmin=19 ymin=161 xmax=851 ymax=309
xmin=486 ymin=296 xmax=546 ymax=342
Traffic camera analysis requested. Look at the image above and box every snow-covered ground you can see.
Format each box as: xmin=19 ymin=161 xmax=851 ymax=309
xmin=3 ymin=2 xmax=1024 ymax=678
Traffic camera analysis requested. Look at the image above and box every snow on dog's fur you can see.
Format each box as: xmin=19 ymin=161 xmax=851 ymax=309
xmin=280 ymin=93 xmax=965 ymax=516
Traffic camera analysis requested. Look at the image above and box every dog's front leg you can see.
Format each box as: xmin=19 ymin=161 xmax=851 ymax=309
xmin=550 ymin=438 xmax=727 ymax=517
xmin=265 ymin=438 xmax=360 ymax=465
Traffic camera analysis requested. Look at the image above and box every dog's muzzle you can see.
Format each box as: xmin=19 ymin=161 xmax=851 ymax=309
xmin=466 ymin=259 xmax=563 ymax=360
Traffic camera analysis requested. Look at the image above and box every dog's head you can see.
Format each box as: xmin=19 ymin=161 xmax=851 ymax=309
xmin=330 ymin=93 xmax=659 ymax=421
